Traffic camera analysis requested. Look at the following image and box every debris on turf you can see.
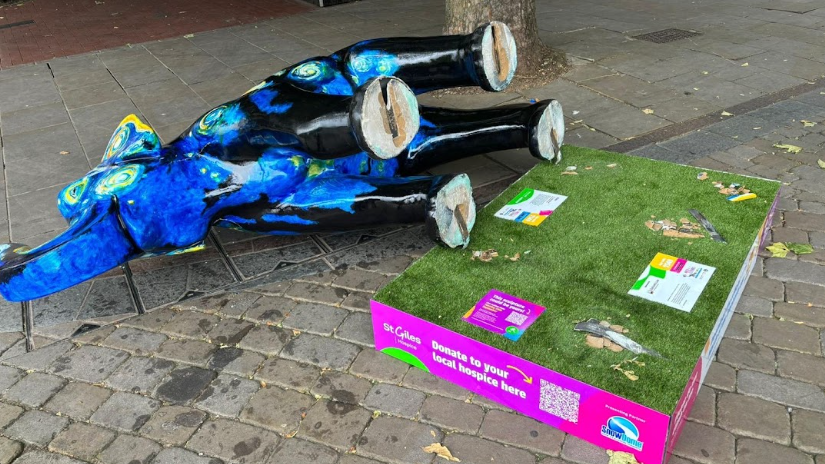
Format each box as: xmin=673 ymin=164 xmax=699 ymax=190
xmin=646 ymin=217 xmax=705 ymax=239
xmin=575 ymin=319 xmax=662 ymax=357
xmin=697 ymin=171 xmax=708 ymax=180
xmin=471 ymin=249 xmax=498 ymax=262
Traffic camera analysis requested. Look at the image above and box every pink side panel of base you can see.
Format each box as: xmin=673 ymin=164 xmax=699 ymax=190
xmin=372 ymin=301 xmax=671 ymax=464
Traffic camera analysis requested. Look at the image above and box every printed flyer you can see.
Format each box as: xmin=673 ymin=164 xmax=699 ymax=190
xmin=628 ymin=252 xmax=716 ymax=312
xmin=463 ymin=289 xmax=545 ymax=341
xmin=494 ymin=188 xmax=567 ymax=226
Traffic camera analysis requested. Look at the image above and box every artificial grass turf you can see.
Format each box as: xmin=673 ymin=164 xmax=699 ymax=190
xmin=375 ymin=146 xmax=780 ymax=414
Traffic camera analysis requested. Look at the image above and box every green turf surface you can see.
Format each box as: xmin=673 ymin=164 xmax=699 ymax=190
xmin=375 ymin=146 xmax=780 ymax=414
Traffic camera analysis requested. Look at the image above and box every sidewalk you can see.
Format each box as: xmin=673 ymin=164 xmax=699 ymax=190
xmin=1 ymin=0 xmax=825 ymax=462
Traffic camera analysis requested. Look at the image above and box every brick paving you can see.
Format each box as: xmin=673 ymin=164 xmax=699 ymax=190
xmin=0 ymin=0 xmax=313 ymax=69
xmin=1 ymin=0 xmax=825 ymax=462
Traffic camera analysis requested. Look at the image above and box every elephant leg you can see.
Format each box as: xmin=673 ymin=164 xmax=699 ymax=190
xmin=216 ymin=174 xmax=476 ymax=248
xmin=397 ymin=99 xmax=565 ymax=175
xmin=340 ymin=22 xmax=517 ymax=94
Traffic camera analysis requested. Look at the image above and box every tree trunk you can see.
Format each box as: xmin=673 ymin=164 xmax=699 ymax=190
xmin=444 ymin=0 xmax=554 ymax=78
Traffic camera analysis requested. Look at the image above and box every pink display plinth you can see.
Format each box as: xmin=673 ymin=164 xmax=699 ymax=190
xmin=372 ymin=193 xmax=778 ymax=464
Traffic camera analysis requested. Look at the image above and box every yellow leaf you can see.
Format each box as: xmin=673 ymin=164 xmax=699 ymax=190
xmin=642 ymin=108 xmax=654 ymax=114
xmin=607 ymin=450 xmax=642 ymax=464
xmin=801 ymin=120 xmax=817 ymax=127
xmin=721 ymin=111 xmax=733 ymax=116
xmin=773 ymin=143 xmax=802 ymax=154
xmin=423 ymin=443 xmax=460 ymax=462
xmin=817 ymin=159 xmax=825 ymax=169
xmin=59 ymin=150 xmax=70 ymax=155
xmin=623 ymin=370 xmax=639 ymax=381
xmin=702 ymin=71 xmax=709 ymax=75
xmin=766 ymin=242 xmax=790 ymax=258
xmin=741 ymin=62 xmax=749 ymax=67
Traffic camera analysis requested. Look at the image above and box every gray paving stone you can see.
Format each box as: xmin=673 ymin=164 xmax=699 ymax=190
xmin=196 ymin=374 xmax=259 ymax=417
xmin=139 ymin=405 xmax=206 ymax=446
xmin=724 ymin=313 xmax=752 ymax=340
xmin=207 ymin=347 xmax=264 ymax=376
xmin=348 ymin=349 xmax=409 ymax=383
xmin=3 ymin=340 xmax=72 ymax=371
xmin=332 ymin=269 xmax=391 ymax=292
xmin=11 ymin=451 xmax=85 ymax=464
xmin=233 ymin=242 xmax=324 ymax=278
xmin=338 ymin=455 xmax=383 ymax=464
xmin=282 ymin=302 xmax=349 ymax=336
xmin=299 ymin=400 xmax=372 ymax=450
xmin=286 ymin=282 xmax=349 ymax=305
xmin=98 ymin=435 xmax=161 ymax=464
xmin=152 ymin=447 xmax=225 ymax=464
xmin=480 ymin=408 xmax=565 ymax=456
xmin=3 ymin=372 xmax=66 ymax=407
xmin=362 ymin=383 xmax=425 ymax=418
xmin=49 ymin=422 xmax=116 ymax=461
xmin=735 ymin=295 xmax=774 ymax=317
xmin=402 ymin=366 xmax=470 ymax=400
xmin=765 ymin=258 xmax=825 ymax=287
xmin=105 ymin=356 xmax=176 ymax=394
xmin=0 ymin=437 xmax=22 ymax=464
xmin=335 ymin=312 xmax=375 ymax=346
xmin=42 ymin=381 xmax=111 ymax=420
xmin=341 ymin=291 xmax=372 ymax=312
xmin=704 ymin=361 xmax=737 ymax=392
xmin=155 ymin=366 xmax=217 ymax=405
xmin=357 ymin=415 xmax=443 ymax=464
xmin=0 ymin=403 xmax=23 ymax=429
xmin=419 ymin=394 xmax=485 ymax=434
xmin=188 ymin=418 xmax=280 ymax=463
xmin=155 ymin=338 xmax=217 ymax=365
xmin=311 ymin=371 xmax=373 ymax=405
xmin=0 ymin=334 xmax=22 ymax=358
xmin=241 ymin=295 xmax=295 ymax=324
xmin=736 ymin=438 xmax=814 ymax=464
xmin=282 ymin=333 xmax=361 ymax=370
xmin=49 ymin=345 xmax=130 ymax=383
xmin=0 ymin=366 xmax=22 ymax=392
xmin=132 ymin=265 xmax=189 ymax=310
xmin=718 ymin=392 xmax=791 ymax=444
xmin=238 ymin=324 xmax=291 ymax=354
xmin=717 ymin=338 xmax=776 ymax=373
xmin=673 ymin=420 xmax=735 ymax=464
xmin=102 ymin=327 xmax=168 ymax=355
xmin=792 ymin=409 xmax=825 ymax=454
xmin=91 ymin=391 xmax=160 ymax=432
xmin=743 ymin=276 xmax=785 ymax=302
xmin=688 ymin=387 xmax=716 ymax=426
xmin=753 ymin=317 xmax=821 ymax=353
xmin=255 ymin=358 xmax=321 ymax=392
xmin=776 ymin=350 xmax=825 ymax=386
xmin=738 ymin=370 xmax=825 ymax=412
xmin=4 ymin=410 xmax=69 ymax=447
xmin=161 ymin=310 xmax=221 ymax=338
xmin=122 ymin=307 xmax=177 ymax=331
xmin=240 ymin=385 xmax=314 ymax=434
xmin=266 ymin=438 xmax=339 ymax=464
xmin=206 ymin=318 xmax=254 ymax=345
xmin=561 ymin=434 xmax=610 ymax=464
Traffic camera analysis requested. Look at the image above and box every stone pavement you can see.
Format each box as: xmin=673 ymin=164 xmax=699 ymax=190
xmin=0 ymin=0 xmax=824 ymax=462
xmin=0 ymin=0 xmax=312 ymax=68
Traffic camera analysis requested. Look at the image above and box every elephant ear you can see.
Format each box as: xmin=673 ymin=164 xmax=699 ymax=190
xmin=101 ymin=114 xmax=161 ymax=165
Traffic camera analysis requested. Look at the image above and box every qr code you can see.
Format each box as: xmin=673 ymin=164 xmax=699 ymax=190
xmin=539 ymin=379 xmax=581 ymax=423
xmin=505 ymin=312 xmax=528 ymax=325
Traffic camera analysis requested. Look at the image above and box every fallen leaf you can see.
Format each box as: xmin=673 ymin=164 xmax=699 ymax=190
xmin=560 ymin=171 xmax=578 ymax=175
xmin=697 ymin=171 xmax=708 ymax=180
xmin=183 ymin=33 xmax=195 ymax=38
xmin=702 ymin=71 xmax=709 ymax=75
xmin=766 ymin=242 xmax=790 ymax=258
xmin=773 ymin=143 xmax=802 ymax=154
xmin=818 ymin=159 xmax=825 ymax=169
xmin=801 ymin=120 xmax=817 ymax=127
xmin=260 ymin=380 xmax=267 ymax=388
xmin=607 ymin=450 xmax=642 ymax=464
xmin=642 ymin=108 xmax=654 ymax=114
xmin=472 ymin=249 xmax=499 ymax=262
xmin=585 ymin=166 xmax=593 ymax=170
xmin=786 ymin=242 xmax=814 ymax=255
xmin=59 ymin=150 xmax=70 ymax=155
xmin=509 ymin=252 xmax=521 ymax=262
xmin=741 ymin=62 xmax=749 ymax=67
xmin=623 ymin=370 xmax=639 ymax=381
xmin=423 ymin=443 xmax=460 ymax=462
xmin=721 ymin=111 xmax=733 ymax=116
xmin=607 ymin=163 xmax=617 ymax=168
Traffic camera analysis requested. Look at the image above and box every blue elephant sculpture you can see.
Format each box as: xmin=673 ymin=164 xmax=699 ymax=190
xmin=0 ymin=22 xmax=564 ymax=302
